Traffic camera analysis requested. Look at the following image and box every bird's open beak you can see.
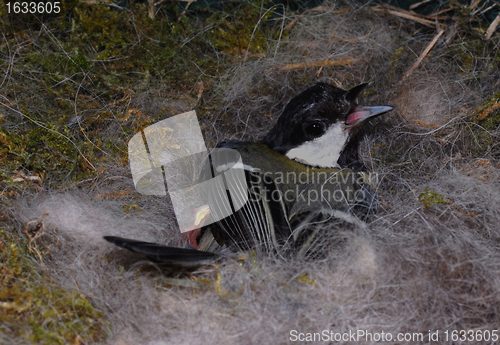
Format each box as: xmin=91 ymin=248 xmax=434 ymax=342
xmin=345 ymin=106 xmax=393 ymax=126
xmin=181 ymin=205 xmax=211 ymax=249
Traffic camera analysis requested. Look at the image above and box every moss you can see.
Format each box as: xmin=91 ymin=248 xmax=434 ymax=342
xmin=207 ymin=3 xmax=276 ymax=57
xmin=474 ymin=91 xmax=500 ymax=129
xmin=0 ymin=0 xmax=288 ymax=189
xmin=0 ymin=227 xmax=108 ymax=344
xmin=297 ymin=273 xmax=316 ymax=286
xmin=418 ymin=188 xmax=449 ymax=207
xmin=387 ymin=46 xmax=404 ymax=80
xmin=0 ymin=124 xmax=91 ymax=185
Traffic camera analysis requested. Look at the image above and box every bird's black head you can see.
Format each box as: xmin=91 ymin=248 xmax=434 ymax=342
xmin=261 ymin=82 xmax=392 ymax=169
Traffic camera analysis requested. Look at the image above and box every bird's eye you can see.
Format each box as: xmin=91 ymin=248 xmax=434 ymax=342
xmin=304 ymin=122 xmax=326 ymax=138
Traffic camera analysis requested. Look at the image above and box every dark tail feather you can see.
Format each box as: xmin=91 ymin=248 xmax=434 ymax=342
xmin=104 ymin=236 xmax=218 ymax=265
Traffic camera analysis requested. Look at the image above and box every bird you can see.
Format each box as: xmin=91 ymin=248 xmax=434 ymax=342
xmin=105 ymin=82 xmax=393 ymax=265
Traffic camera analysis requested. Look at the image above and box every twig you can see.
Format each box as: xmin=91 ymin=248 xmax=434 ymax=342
xmin=316 ymin=57 xmax=331 ymax=77
xmin=471 ymin=2 xmax=487 ymax=16
xmin=409 ymin=0 xmax=432 ymax=10
xmin=476 ymin=100 xmax=500 ymax=121
xmin=22 ymin=211 xmax=60 ymax=270
xmin=420 ymin=8 xmax=453 ymax=20
xmin=420 ymin=7 xmax=453 ymax=19
xmin=148 ymin=0 xmax=154 ymax=19
xmin=402 ymin=29 xmax=444 ymax=82
xmin=11 ymin=171 xmax=43 ymax=191
xmin=278 ymin=58 xmax=361 ymax=71
xmin=469 ymin=0 xmax=483 ymax=10
xmin=180 ymin=0 xmax=197 ymax=18
xmin=479 ymin=4 xmax=497 ymax=16
xmin=486 ymin=12 xmax=500 ymax=39
xmin=371 ymin=4 xmax=445 ymax=28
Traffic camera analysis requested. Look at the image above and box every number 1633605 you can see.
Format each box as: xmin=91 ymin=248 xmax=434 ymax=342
xmin=444 ymin=330 xmax=498 ymax=342
xmin=7 ymin=2 xmax=61 ymax=14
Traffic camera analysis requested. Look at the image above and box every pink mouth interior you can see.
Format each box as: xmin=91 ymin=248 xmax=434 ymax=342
xmin=346 ymin=108 xmax=370 ymax=126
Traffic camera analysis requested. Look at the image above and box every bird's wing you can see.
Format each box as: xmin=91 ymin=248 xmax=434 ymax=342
xmin=206 ymin=168 xmax=292 ymax=252
xmin=104 ymin=236 xmax=218 ymax=265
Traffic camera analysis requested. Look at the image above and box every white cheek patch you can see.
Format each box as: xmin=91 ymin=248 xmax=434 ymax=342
xmin=285 ymin=122 xmax=349 ymax=168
